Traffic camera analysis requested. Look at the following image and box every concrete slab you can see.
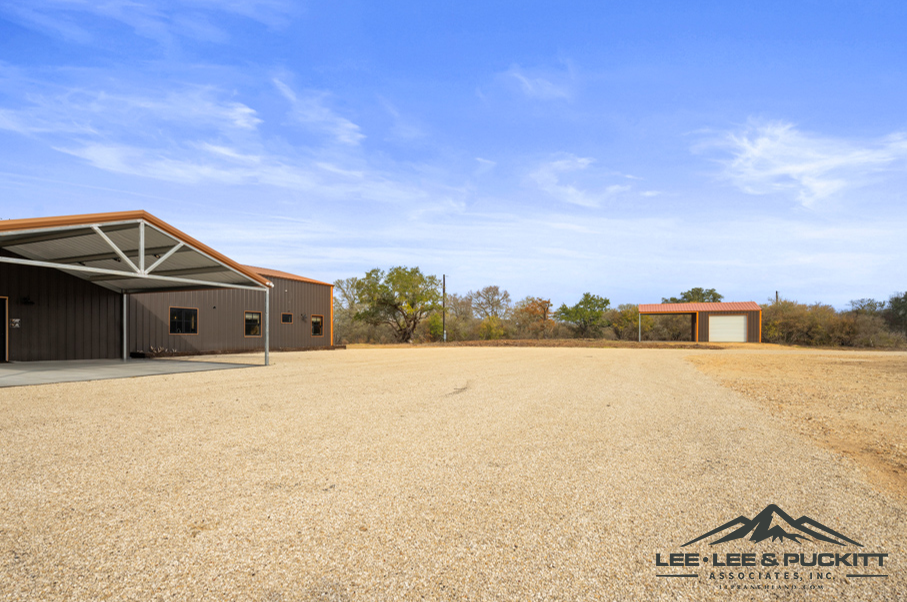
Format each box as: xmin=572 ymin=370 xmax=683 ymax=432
xmin=0 ymin=358 xmax=256 ymax=388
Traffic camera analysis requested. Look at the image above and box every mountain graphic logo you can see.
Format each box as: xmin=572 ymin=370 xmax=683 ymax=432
xmin=681 ymin=505 xmax=863 ymax=547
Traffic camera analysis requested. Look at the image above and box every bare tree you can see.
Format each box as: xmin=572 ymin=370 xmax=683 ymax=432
xmin=446 ymin=293 xmax=474 ymax=320
xmin=469 ymin=285 xmax=512 ymax=320
xmin=333 ymin=276 xmax=362 ymax=311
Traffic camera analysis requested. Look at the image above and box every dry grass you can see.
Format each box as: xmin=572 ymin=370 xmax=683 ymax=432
xmin=402 ymin=338 xmax=725 ymax=350
xmin=689 ymin=349 xmax=907 ymax=500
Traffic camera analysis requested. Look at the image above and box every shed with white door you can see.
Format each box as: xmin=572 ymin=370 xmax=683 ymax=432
xmin=637 ymin=301 xmax=762 ymax=343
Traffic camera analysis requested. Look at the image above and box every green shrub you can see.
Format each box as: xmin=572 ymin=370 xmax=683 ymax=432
xmin=479 ymin=316 xmax=505 ymax=340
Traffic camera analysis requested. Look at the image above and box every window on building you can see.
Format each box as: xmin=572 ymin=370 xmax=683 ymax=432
xmin=244 ymin=311 xmax=262 ymax=337
xmin=312 ymin=315 xmax=324 ymax=337
xmin=281 ymin=313 xmax=293 ymax=324
xmin=169 ymin=307 xmax=198 ymax=334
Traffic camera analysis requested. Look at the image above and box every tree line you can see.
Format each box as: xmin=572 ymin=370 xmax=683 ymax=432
xmin=332 ymin=267 xmax=907 ymax=348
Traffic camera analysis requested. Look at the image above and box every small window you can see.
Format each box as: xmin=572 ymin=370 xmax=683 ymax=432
xmin=312 ymin=315 xmax=324 ymax=337
xmin=281 ymin=313 xmax=293 ymax=324
xmin=170 ymin=307 xmax=198 ymax=334
xmin=244 ymin=311 xmax=262 ymax=337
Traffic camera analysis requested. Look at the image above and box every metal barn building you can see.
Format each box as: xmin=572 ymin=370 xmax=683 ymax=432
xmin=0 ymin=211 xmax=333 ymax=363
xmin=637 ymin=302 xmax=762 ymax=343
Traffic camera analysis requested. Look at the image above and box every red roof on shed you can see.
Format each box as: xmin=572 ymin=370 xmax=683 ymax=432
xmin=638 ymin=301 xmax=761 ymax=314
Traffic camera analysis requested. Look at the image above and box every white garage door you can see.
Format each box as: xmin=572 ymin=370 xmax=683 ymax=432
xmin=708 ymin=315 xmax=747 ymax=342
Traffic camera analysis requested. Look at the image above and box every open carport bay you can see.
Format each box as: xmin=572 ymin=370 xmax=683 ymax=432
xmin=0 ymin=347 xmax=904 ymax=601
xmin=0 ymin=357 xmax=256 ymax=388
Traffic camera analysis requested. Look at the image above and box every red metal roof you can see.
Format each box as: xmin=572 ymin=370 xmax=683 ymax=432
xmin=638 ymin=301 xmax=761 ymax=314
xmin=246 ymin=265 xmax=332 ymax=287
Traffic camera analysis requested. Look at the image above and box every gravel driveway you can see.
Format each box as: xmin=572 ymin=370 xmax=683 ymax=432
xmin=1 ymin=347 xmax=903 ymax=601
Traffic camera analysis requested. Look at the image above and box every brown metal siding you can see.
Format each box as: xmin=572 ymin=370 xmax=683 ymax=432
xmin=698 ymin=310 xmax=761 ymax=342
xmin=0 ymin=259 xmax=122 ymax=361
xmin=268 ymin=277 xmax=333 ymax=350
xmin=128 ymin=276 xmax=332 ymax=355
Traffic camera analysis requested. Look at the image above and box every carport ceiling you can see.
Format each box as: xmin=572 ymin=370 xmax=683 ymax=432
xmin=0 ymin=211 xmax=271 ymax=293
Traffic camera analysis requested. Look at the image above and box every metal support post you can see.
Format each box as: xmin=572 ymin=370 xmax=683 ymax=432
xmin=264 ymin=287 xmax=270 ymax=366
xmin=122 ymin=293 xmax=128 ymax=360
xmin=638 ymin=306 xmax=641 ymax=342
xmin=138 ymin=221 xmax=145 ymax=272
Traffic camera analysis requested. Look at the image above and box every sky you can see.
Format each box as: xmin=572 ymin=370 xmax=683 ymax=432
xmin=1 ymin=1 xmax=905 ymax=308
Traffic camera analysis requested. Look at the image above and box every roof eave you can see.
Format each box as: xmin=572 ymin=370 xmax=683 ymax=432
xmin=0 ymin=210 xmax=271 ymax=289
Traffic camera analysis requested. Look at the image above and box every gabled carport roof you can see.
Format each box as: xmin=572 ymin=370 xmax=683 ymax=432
xmin=0 ymin=211 xmax=271 ymax=293
xmin=638 ymin=301 xmax=761 ymax=314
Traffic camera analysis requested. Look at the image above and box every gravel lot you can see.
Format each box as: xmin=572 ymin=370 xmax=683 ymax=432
xmin=1 ymin=347 xmax=904 ymax=601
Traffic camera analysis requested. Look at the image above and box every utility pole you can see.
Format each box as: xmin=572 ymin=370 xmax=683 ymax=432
xmin=442 ymin=274 xmax=447 ymax=343
xmin=776 ymin=291 xmax=779 ymax=303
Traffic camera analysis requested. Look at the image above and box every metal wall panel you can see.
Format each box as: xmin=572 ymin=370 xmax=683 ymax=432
xmin=0 ymin=258 xmax=123 ymax=361
xmin=128 ymin=276 xmax=332 ymax=356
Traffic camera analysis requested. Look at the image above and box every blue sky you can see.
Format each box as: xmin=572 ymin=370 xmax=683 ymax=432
xmin=1 ymin=1 xmax=905 ymax=308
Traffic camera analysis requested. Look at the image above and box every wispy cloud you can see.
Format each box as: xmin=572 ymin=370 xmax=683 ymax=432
xmin=474 ymin=157 xmax=496 ymax=175
xmin=196 ymin=142 xmax=262 ymax=164
xmin=0 ymin=68 xmax=449 ymax=206
xmin=0 ymin=106 xmax=95 ymax=135
xmin=54 ymin=143 xmax=249 ymax=185
xmin=529 ymin=154 xmax=629 ymax=207
xmin=274 ymin=79 xmax=364 ymax=146
xmin=53 ymin=141 xmax=435 ymax=205
xmin=0 ymin=0 xmax=293 ymax=46
xmin=705 ymin=120 xmax=907 ymax=207
xmin=503 ymin=64 xmax=574 ymax=100
xmin=379 ymin=97 xmax=426 ymax=141
xmin=0 ymin=85 xmax=261 ymax=138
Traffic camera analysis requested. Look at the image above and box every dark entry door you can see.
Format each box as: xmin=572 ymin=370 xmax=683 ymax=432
xmin=1 ymin=297 xmax=6 ymax=362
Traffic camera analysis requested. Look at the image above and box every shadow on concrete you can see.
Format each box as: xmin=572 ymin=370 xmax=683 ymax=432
xmin=0 ymin=358 xmax=257 ymax=388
